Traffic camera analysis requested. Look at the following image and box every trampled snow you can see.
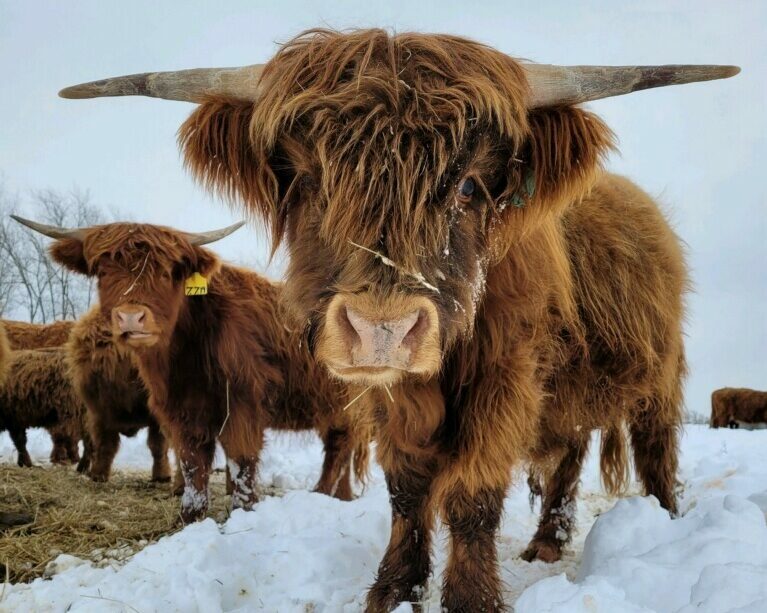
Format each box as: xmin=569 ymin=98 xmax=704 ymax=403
xmin=1 ymin=425 xmax=765 ymax=612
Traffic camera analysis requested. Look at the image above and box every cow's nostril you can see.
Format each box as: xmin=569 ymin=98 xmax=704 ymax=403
xmin=339 ymin=306 xmax=364 ymax=347
xmin=401 ymin=310 xmax=427 ymax=350
xmin=136 ymin=311 xmax=145 ymax=324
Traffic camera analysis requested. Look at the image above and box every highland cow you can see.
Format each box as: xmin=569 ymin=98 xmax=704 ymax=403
xmin=66 ymin=306 xmax=173 ymax=482
xmin=0 ymin=347 xmax=88 ymax=468
xmin=16 ymin=218 xmax=368 ymax=523
xmin=711 ymin=388 xmax=767 ymax=429
xmin=3 ymin=318 xmax=81 ymax=463
xmin=54 ymin=28 xmax=737 ymax=611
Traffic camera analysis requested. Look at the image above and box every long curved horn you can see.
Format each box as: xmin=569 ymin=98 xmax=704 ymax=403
xmin=59 ymin=65 xmax=265 ymax=103
xmin=11 ymin=215 xmax=88 ymax=241
xmin=524 ymin=64 xmax=740 ymax=108
xmin=184 ymin=221 xmax=246 ymax=246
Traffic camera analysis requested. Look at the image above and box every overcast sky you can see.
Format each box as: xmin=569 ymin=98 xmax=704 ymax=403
xmin=1 ymin=0 xmax=764 ymax=416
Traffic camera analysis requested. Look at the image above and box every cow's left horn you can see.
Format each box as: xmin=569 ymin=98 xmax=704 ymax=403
xmin=184 ymin=221 xmax=246 ymax=246
xmin=524 ymin=64 xmax=740 ymax=108
xmin=11 ymin=215 xmax=88 ymax=241
xmin=59 ymin=65 xmax=265 ymax=103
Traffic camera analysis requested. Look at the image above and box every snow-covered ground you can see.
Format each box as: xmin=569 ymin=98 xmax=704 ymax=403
xmin=1 ymin=425 xmax=766 ymax=612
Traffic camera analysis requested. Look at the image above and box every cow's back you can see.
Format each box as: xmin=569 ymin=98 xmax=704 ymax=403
xmin=562 ymin=173 xmax=688 ymax=387
xmin=3 ymin=319 xmax=75 ymax=350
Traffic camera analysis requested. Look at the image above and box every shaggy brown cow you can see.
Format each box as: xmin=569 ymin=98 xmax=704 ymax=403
xmin=0 ymin=347 xmax=88 ymax=468
xmin=711 ymin=388 xmax=767 ymax=429
xmin=66 ymin=306 xmax=172 ymax=482
xmin=3 ymin=319 xmax=75 ymax=350
xmin=3 ymin=318 xmax=81 ymax=463
xmin=54 ymin=28 xmax=737 ymax=611
xmin=16 ymin=218 xmax=368 ymax=523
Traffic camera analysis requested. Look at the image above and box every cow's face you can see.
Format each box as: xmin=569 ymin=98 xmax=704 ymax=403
xmin=181 ymin=31 xmax=613 ymax=387
xmin=279 ymin=135 xmax=517 ymax=387
xmin=49 ymin=224 xmax=220 ymax=351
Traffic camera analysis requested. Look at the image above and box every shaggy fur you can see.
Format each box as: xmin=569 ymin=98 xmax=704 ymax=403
xmin=2 ymin=318 xmax=82 ymax=463
xmin=0 ymin=347 xmax=89 ymax=468
xmin=0 ymin=323 xmax=9 ymax=389
xmin=66 ymin=306 xmax=173 ymax=482
xmin=711 ymin=388 xmax=767 ymax=428
xmin=3 ymin=319 xmax=75 ymax=350
xmin=180 ymin=29 xmax=686 ymax=611
xmin=50 ymin=223 xmax=369 ymax=523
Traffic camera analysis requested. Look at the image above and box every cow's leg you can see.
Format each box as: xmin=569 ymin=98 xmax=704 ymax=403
xmin=521 ymin=438 xmax=588 ymax=563
xmin=76 ymin=430 xmax=93 ymax=473
xmin=441 ymin=483 xmax=507 ymax=612
xmin=366 ymin=454 xmax=439 ymax=613
xmin=177 ymin=438 xmax=216 ymax=524
xmin=172 ymin=460 xmax=185 ymax=496
xmin=48 ymin=430 xmax=71 ymax=465
xmin=629 ymin=397 xmax=680 ymax=515
xmin=227 ymin=456 xmax=259 ymax=511
xmin=314 ymin=426 xmax=353 ymax=501
xmin=146 ymin=419 xmax=172 ymax=482
xmin=89 ymin=426 xmax=120 ymax=483
xmin=9 ymin=426 xmax=32 ymax=467
xmin=65 ymin=436 xmax=81 ymax=463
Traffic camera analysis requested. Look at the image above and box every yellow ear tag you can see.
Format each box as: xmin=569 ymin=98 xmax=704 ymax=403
xmin=184 ymin=272 xmax=208 ymax=296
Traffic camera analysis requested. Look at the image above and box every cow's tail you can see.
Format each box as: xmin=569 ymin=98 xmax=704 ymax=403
xmin=600 ymin=423 xmax=630 ymax=495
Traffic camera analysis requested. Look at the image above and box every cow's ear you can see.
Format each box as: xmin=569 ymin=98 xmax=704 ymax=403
xmin=179 ymin=99 xmax=290 ymax=254
xmin=506 ymin=107 xmax=615 ymax=225
xmin=49 ymin=238 xmax=89 ymax=275
xmin=191 ymin=246 xmax=222 ymax=280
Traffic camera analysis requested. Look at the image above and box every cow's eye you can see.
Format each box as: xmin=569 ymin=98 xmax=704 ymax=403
xmin=457 ymin=177 xmax=476 ymax=201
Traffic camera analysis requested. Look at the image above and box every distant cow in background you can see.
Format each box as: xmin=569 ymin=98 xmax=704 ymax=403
xmin=711 ymin=388 xmax=767 ymax=429
xmin=3 ymin=320 xmax=75 ymax=350
xmin=0 ymin=347 xmax=89 ymax=468
xmin=17 ymin=218 xmax=369 ymax=523
xmin=67 ymin=306 xmax=172 ymax=483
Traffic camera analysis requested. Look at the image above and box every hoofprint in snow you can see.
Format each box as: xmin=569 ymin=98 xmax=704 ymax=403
xmin=1 ymin=425 xmax=766 ymax=612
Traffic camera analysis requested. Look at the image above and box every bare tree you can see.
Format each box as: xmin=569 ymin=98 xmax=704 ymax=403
xmin=0 ymin=184 xmax=105 ymax=322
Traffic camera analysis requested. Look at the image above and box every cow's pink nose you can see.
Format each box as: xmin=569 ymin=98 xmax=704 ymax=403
xmin=342 ymin=306 xmax=425 ymax=369
xmin=115 ymin=308 xmax=146 ymax=333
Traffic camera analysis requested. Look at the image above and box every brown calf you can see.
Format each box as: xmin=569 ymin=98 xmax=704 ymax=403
xmin=20 ymin=219 xmax=368 ymax=523
xmin=66 ymin=306 xmax=172 ymax=482
xmin=3 ymin=318 xmax=82 ymax=463
xmin=51 ymin=27 xmax=737 ymax=611
xmin=711 ymin=388 xmax=767 ymax=429
xmin=0 ymin=347 xmax=89 ymax=468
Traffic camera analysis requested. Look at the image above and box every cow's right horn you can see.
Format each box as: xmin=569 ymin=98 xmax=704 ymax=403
xmin=59 ymin=65 xmax=265 ymax=103
xmin=184 ymin=221 xmax=246 ymax=246
xmin=11 ymin=215 xmax=88 ymax=241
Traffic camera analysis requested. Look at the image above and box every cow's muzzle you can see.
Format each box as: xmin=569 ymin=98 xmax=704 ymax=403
xmin=318 ymin=293 xmax=441 ymax=385
xmin=112 ymin=304 xmax=160 ymax=346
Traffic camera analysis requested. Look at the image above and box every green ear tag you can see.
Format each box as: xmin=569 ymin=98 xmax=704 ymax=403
xmin=184 ymin=272 xmax=208 ymax=296
xmin=511 ymin=169 xmax=536 ymax=209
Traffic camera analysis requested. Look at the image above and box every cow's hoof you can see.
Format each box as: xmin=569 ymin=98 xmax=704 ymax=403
xmin=90 ymin=473 xmax=109 ymax=483
xmin=151 ymin=475 xmax=172 ymax=483
xmin=521 ymin=539 xmax=563 ymax=563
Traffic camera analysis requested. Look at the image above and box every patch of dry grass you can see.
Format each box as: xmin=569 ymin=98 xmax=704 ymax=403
xmin=0 ymin=464 xmax=230 ymax=583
